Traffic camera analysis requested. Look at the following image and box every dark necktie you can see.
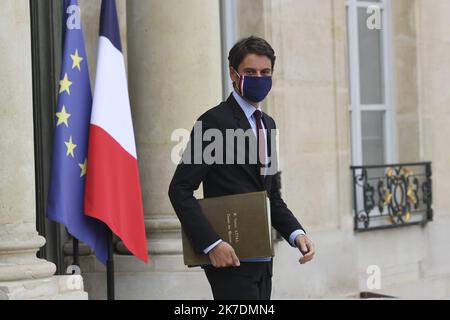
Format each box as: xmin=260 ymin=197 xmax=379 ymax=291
xmin=253 ymin=110 xmax=266 ymax=176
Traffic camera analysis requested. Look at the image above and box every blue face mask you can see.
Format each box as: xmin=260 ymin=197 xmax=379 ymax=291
xmin=233 ymin=69 xmax=272 ymax=103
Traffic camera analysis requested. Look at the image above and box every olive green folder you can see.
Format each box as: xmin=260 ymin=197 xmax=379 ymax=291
xmin=181 ymin=191 xmax=273 ymax=266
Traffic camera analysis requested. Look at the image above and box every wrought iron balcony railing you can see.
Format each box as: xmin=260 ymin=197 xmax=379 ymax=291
xmin=350 ymin=162 xmax=433 ymax=232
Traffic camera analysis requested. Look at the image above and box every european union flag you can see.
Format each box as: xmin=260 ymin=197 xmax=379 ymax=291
xmin=47 ymin=0 xmax=108 ymax=264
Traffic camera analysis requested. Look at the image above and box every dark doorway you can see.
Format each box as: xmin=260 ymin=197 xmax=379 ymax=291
xmin=30 ymin=0 xmax=68 ymax=275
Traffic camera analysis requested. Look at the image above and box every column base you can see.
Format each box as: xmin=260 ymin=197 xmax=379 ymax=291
xmin=0 ymin=275 xmax=88 ymax=300
xmin=0 ymin=223 xmax=56 ymax=281
xmin=74 ymin=216 xmax=212 ymax=299
xmin=116 ymin=216 xmax=183 ymax=256
xmin=74 ymin=254 xmax=211 ymax=300
xmin=0 ymin=223 xmax=88 ymax=300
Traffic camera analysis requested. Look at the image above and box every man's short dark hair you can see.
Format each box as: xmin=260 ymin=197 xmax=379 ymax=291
xmin=228 ymin=36 xmax=276 ymax=71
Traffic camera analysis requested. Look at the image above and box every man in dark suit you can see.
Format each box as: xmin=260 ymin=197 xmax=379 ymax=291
xmin=168 ymin=36 xmax=315 ymax=300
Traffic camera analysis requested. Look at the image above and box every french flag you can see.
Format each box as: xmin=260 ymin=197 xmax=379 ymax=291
xmin=85 ymin=0 xmax=148 ymax=262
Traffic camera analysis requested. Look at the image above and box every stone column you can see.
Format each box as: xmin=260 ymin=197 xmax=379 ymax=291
xmin=66 ymin=0 xmax=221 ymax=300
xmin=0 ymin=1 xmax=86 ymax=300
xmin=124 ymin=0 xmax=222 ymax=259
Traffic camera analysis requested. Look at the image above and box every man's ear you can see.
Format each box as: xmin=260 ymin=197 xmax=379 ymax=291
xmin=229 ymin=66 xmax=237 ymax=84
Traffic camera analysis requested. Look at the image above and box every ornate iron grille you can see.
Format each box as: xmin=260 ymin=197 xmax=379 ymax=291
xmin=351 ymin=162 xmax=433 ymax=232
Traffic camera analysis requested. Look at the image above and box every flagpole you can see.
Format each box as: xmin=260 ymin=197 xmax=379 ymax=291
xmin=72 ymin=237 xmax=79 ymax=267
xmin=107 ymin=227 xmax=115 ymax=300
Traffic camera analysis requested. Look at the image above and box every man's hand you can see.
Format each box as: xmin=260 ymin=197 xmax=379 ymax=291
xmin=295 ymin=234 xmax=315 ymax=264
xmin=207 ymin=241 xmax=240 ymax=268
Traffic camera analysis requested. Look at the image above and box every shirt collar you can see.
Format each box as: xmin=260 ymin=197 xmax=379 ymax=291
xmin=232 ymin=90 xmax=262 ymax=120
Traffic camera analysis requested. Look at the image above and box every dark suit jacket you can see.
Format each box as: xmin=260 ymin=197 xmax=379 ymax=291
xmin=168 ymin=93 xmax=305 ymax=254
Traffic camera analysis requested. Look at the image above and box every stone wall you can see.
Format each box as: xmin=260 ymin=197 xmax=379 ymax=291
xmin=0 ymin=0 xmax=86 ymax=300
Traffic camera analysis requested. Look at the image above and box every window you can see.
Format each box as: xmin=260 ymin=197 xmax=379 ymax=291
xmin=346 ymin=0 xmax=395 ymax=166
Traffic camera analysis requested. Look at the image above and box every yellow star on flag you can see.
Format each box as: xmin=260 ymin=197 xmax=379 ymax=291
xmin=65 ymin=136 xmax=77 ymax=158
xmin=59 ymin=73 xmax=72 ymax=95
xmin=78 ymin=159 xmax=87 ymax=177
xmin=70 ymin=49 xmax=84 ymax=71
xmin=55 ymin=105 xmax=71 ymax=127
